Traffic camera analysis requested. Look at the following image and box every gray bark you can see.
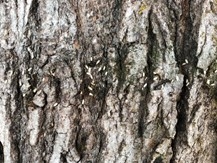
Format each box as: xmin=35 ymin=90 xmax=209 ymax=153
xmin=0 ymin=0 xmax=217 ymax=162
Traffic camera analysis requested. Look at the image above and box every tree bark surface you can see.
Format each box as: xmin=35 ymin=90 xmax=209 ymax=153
xmin=0 ymin=0 xmax=217 ymax=163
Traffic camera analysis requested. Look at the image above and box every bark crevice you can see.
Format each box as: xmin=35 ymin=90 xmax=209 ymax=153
xmin=170 ymin=0 xmax=205 ymax=161
xmin=0 ymin=141 xmax=3 ymax=163
xmin=137 ymin=7 xmax=155 ymax=138
xmin=171 ymin=75 xmax=189 ymax=163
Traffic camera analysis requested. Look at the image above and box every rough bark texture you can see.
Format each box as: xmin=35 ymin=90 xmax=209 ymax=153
xmin=0 ymin=0 xmax=217 ymax=163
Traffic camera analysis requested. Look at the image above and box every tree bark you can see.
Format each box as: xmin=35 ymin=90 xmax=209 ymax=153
xmin=0 ymin=0 xmax=217 ymax=162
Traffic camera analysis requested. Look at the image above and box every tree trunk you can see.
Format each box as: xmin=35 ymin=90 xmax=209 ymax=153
xmin=0 ymin=0 xmax=217 ymax=162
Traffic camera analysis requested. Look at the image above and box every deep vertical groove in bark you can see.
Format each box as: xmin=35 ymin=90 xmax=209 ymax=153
xmin=173 ymin=0 xmax=198 ymax=79
xmin=171 ymin=76 xmax=189 ymax=163
xmin=74 ymin=126 xmax=84 ymax=161
xmin=116 ymin=43 xmax=128 ymax=94
xmin=138 ymin=7 xmax=154 ymax=138
xmin=216 ymin=139 xmax=217 ymax=163
xmin=10 ymin=76 xmax=22 ymax=162
xmin=29 ymin=0 xmax=40 ymax=28
xmin=146 ymin=6 xmax=156 ymax=81
xmin=171 ymin=0 xmax=206 ymax=162
xmin=0 ymin=141 xmax=3 ymax=162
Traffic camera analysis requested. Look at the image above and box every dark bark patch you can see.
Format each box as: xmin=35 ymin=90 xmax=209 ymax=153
xmin=75 ymin=128 xmax=87 ymax=160
xmin=172 ymin=0 xmax=202 ymax=81
xmin=53 ymin=77 xmax=61 ymax=103
xmin=0 ymin=142 xmax=4 ymax=163
xmin=60 ymin=152 xmax=67 ymax=163
xmin=115 ymin=43 xmax=128 ymax=93
xmin=189 ymin=103 xmax=200 ymax=123
xmin=28 ymin=0 xmax=41 ymax=30
xmin=8 ymin=67 xmax=25 ymax=163
xmin=95 ymin=130 xmax=106 ymax=162
xmin=112 ymin=0 xmax=124 ymax=27
xmin=171 ymin=75 xmax=189 ymax=163
xmin=146 ymin=7 xmax=159 ymax=78
xmin=215 ymin=141 xmax=217 ymax=163
xmin=118 ymin=139 xmax=125 ymax=154
xmin=138 ymin=96 xmax=148 ymax=137
xmin=153 ymin=156 xmax=163 ymax=163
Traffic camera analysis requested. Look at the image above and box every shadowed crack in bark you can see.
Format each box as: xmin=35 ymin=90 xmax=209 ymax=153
xmin=170 ymin=75 xmax=189 ymax=163
xmin=138 ymin=6 xmax=154 ymax=138
xmin=170 ymin=0 xmax=204 ymax=161
xmin=0 ymin=141 xmax=4 ymax=163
